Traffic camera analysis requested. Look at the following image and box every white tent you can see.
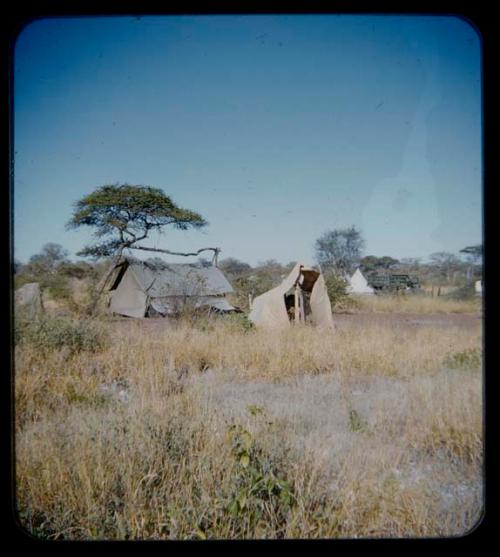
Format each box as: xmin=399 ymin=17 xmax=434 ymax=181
xmin=475 ymin=280 xmax=482 ymax=294
xmin=347 ymin=268 xmax=374 ymax=295
xmin=248 ymin=263 xmax=334 ymax=329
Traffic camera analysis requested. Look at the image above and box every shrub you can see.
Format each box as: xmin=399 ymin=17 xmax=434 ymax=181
xmin=444 ymin=348 xmax=482 ymax=370
xmin=187 ymin=312 xmax=254 ymax=335
xmin=323 ymin=272 xmax=351 ymax=310
xmin=444 ymin=284 xmax=477 ymax=301
xmin=45 ymin=276 xmax=73 ymax=303
xmin=223 ymin=424 xmax=296 ymax=536
xmin=14 ymin=314 xmax=108 ymax=354
xmin=219 ymin=312 xmax=254 ymax=332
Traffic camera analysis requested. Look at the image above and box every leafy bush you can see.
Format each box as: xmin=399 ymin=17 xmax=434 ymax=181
xmin=443 ymin=284 xmax=477 ymax=301
xmin=58 ymin=261 xmax=98 ymax=280
xmin=189 ymin=312 xmax=254 ymax=334
xmin=349 ymin=409 xmax=369 ymax=433
xmin=323 ymin=272 xmax=352 ymax=310
xmin=444 ymin=348 xmax=482 ymax=370
xmin=15 ymin=313 xmax=108 ymax=354
xmin=224 ymin=424 xmax=296 ymax=536
xmin=229 ymin=275 xmax=275 ymax=312
xmin=45 ymin=276 xmax=73 ymax=302
xmin=220 ymin=312 xmax=254 ymax=332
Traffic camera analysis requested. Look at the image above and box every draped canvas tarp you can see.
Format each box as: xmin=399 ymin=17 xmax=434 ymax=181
xmin=108 ymin=257 xmax=236 ymax=318
xmin=248 ymin=263 xmax=334 ymax=329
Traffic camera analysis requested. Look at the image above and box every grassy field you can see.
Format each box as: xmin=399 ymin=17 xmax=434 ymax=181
xmin=15 ymin=299 xmax=483 ymax=540
xmin=347 ymin=293 xmax=481 ymax=314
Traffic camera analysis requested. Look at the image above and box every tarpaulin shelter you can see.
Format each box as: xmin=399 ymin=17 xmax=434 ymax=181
xmin=15 ymin=282 xmax=44 ymax=316
xmin=107 ymin=257 xmax=236 ymax=318
xmin=248 ymin=263 xmax=334 ymax=329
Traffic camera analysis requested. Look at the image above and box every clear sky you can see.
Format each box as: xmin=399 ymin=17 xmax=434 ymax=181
xmin=13 ymin=14 xmax=482 ymax=266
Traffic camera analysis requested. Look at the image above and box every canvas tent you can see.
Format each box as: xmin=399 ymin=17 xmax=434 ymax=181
xmin=15 ymin=282 xmax=44 ymax=316
xmin=347 ymin=268 xmax=374 ymax=295
xmin=248 ymin=263 xmax=334 ymax=329
xmin=107 ymin=257 xmax=236 ymax=318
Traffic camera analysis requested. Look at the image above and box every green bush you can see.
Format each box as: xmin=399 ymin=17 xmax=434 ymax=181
xmin=45 ymin=277 xmax=73 ymax=302
xmin=323 ymin=272 xmax=352 ymax=310
xmin=223 ymin=424 xmax=296 ymax=537
xmin=444 ymin=348 xmax=482 ymax=370
xmin=15 ymin=313 xmax=108 ymax=354
xmin=221 ymin=312 xmax=254 ymax=332
xmin=443 ymin=284 xmax=477 ymax=301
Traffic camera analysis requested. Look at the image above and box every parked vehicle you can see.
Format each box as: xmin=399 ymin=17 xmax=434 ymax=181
xmin=367 ymin=273 xmax=420 ymax=293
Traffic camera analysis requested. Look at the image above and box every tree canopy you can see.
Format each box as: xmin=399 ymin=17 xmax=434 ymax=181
xmin=459 ymin=244 xmax=483 ymax=264
xmin=67 ymin=184 xmax=208 ymax=258
xmin=27 ymin=242 xmax=69 ymax=275
xmin=315 ymin=226 xmax=365 ymax=276
xmin=360 ymin=255 xmax=399 ymax=274
xmin=218 ymin=257 xmax=253 ymax=278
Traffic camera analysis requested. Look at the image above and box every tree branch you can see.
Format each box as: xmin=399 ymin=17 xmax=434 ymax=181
xmin=129 ymin=244 xmax=221 ymax=261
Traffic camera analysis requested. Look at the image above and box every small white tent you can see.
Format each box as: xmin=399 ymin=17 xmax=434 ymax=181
xmin=347 ymin=269 xmax=374 ymax=295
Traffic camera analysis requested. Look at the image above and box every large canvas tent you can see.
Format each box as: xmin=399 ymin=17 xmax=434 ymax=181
xmin=248 ymin=263 xmax=334 ymax=329
xmin=347 ymin=268 xmax=374 ymax=295
xmin=107 ymin=257 xmax=236 ymax=318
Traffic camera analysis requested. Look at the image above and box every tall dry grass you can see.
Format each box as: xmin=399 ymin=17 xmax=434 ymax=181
xmin=349 ymin=294 xmax=481 ymax=314
xmin=15 ymin=314 xmax=483 ymax=539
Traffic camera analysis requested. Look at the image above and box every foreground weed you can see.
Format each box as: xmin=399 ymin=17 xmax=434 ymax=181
xmin=349 ymin=409 xmax=369 ymax=433
xmin=444 ymin=348 xmax=482 ymax=370
xmin=224 ymin=424 xmax=296 ymax=537
xmin=15 ymin=313 xmax=108 ymax=355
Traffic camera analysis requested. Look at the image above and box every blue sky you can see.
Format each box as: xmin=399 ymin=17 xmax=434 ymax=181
xmin=13 ymin=15 xmax=482 ymax=266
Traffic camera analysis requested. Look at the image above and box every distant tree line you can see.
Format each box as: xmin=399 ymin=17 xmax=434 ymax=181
xmin=312 ymin=224 xmax=482 ymax=302
xmin=14 ymin=233 xmax=482 ymax=313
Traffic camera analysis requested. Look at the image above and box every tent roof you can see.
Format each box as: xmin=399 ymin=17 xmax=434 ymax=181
xmin=112 ymin=257 xmax=233 ymax=298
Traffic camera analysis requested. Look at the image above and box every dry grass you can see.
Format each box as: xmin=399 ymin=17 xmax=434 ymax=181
xmin=349 ymin=294 xmax=481 ymax=314
xmin=15 ymin=313 xmax=483 ymax=539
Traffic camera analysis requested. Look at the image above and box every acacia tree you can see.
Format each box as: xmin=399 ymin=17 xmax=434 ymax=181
xmin=67 ymin=184 xmax=217 ymax=302
xmin=428 ymin=251 xmax=463 ymax=284
xmin=459 ymin=244 xmax=483 ymax=263
xmin=460 ymin=244 xmax=483 ymax=282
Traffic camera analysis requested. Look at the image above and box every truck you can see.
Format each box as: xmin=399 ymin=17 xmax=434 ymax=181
xmin=367 ymin=273 xmax=420 ymax=293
